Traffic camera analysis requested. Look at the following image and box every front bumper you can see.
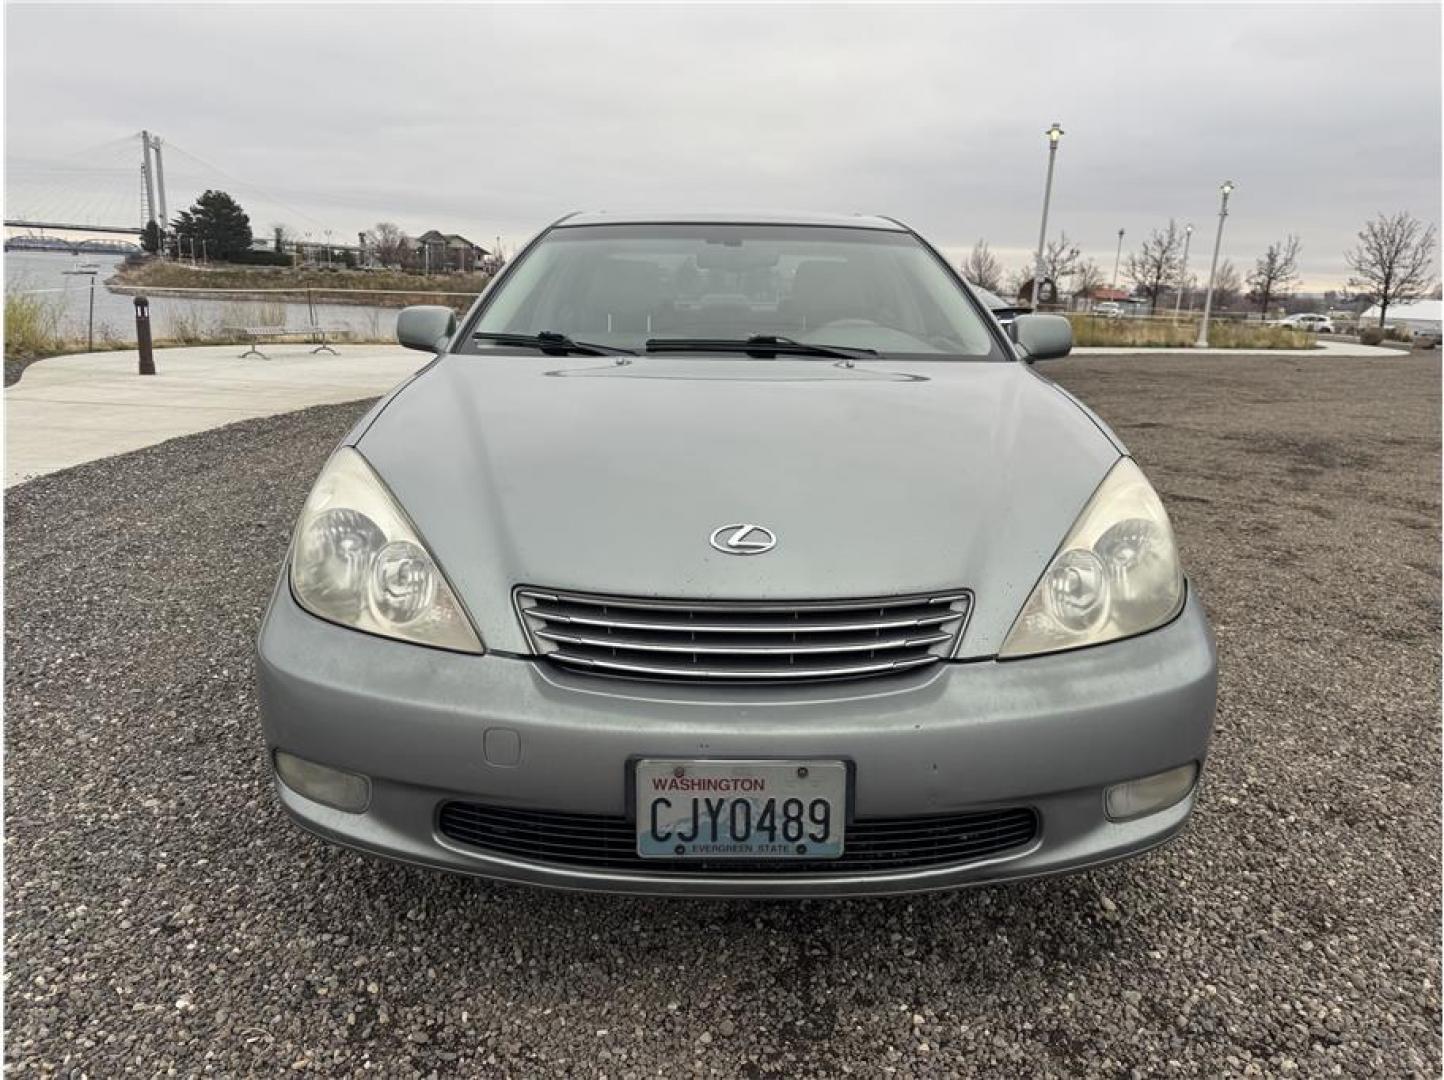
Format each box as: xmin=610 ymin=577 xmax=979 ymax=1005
xmin=256 ymin=584 xmax=1217 ymax=897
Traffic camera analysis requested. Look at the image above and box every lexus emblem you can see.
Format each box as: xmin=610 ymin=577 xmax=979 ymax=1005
xmin=709 ymin=523 xmax=777 ymax=556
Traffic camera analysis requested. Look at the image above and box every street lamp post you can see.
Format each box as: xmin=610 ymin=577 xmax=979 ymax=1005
xmin=1195 ymin=181 xmax=1235 ymax=349
xmin=1173 ymin=223 xmax=1194 ymax=318
xmin=1030 ymin=122 xmax=1064 ymax=310
xmin=1112 ymin=228 xmax=1125 ymax=289
xmin=62 ymin=264 xmax=98 ymax=351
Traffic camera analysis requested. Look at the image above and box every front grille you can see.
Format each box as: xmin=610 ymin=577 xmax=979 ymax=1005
xmin=437 ymin=802 xmax=1038 ymax=875
xmin=514 ymin=588 xmax=971 ymax=683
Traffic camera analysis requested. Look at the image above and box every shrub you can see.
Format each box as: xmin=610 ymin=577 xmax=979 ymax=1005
xmin=1359 ymin=327 xmax=1385 ymax=346
xmin=226 ymin=250 xmax=294 ymax=267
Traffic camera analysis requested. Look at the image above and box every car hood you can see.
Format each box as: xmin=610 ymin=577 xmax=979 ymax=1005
xmin=355 ymin=354 xmax=1120 ymax=657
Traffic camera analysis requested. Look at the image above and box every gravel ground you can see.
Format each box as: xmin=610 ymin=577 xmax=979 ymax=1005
xmin=5 ymin=356 xmax=44 ymax=387
xmin=5 ymin=352 xmax=1440 ymax=1076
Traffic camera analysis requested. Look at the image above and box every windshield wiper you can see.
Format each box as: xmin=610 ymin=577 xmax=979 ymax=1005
xmin=472 ymin=331 xmax=636 ymax=356
xmin=644 ymin=335 xmax=877 ymax=360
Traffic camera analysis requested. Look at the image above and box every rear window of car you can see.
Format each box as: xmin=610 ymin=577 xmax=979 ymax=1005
xmin=463 ymin=223 xmax=1005 ymax=360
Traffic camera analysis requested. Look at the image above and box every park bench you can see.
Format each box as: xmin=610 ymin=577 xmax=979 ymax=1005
xmin=223 ymin=323 xmax=349 ymax=360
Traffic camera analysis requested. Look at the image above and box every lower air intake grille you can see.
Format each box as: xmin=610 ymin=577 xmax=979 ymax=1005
xmin=514 ymin=588 xmax=971 ymax=683
xmin=437 ymin=802 xmax=1038 ymax=875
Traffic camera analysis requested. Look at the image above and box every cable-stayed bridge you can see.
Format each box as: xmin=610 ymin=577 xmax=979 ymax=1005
xmin=6 ymin=130 xmax=343 ymax=241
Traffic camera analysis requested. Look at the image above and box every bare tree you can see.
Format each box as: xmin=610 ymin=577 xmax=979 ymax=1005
xmin=1040 ymin=232 xmax=1083 ymax=296
xmin=1212 ymin=259 xmax=1241 ymax=309
xmin=369 ymin=221 xmax=410 ymax=267
xmin=1246 ymin=235 xmax=1302 ymax=319
xmin=1125 ymin=220 xmax=1185 ymax=310
xmin=1345 ymin=211 xmax=1439 ymax=327
xmin=1072 ymin=258 xmax=1105 ymax=299
xmin=960 ymin=239 xmax=1004 ymax=292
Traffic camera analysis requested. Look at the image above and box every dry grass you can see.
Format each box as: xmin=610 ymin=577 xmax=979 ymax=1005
xmin=4 ymin=289 xmax=69 ymax=359
xmin=1204 ymin=321 xmax=1316 ymax=349
xmin=1068 ymin=315 xmax=1315 ymax=350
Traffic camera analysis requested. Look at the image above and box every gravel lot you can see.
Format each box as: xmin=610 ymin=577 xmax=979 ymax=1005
xmin=6 ymin=352 xmax=1440 ymax=1076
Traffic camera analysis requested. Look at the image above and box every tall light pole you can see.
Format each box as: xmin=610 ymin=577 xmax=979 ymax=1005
xmin=1172 ymin=223 xmax=1194 ymax=318
xmin=1030 ymin=122 xmax=1064 ymax=310
xmin=1195 ymin=181 xmax=1235 ymax=349
xmin=1111 ymin=228 xmax=1125 ymax=289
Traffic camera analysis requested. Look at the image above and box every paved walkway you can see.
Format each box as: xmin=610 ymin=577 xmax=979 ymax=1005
xmin=4 ymin=344 xmax=428 ymax=487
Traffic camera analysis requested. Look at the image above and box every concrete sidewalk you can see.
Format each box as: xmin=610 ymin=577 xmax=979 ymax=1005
xmin=4 ymin=344 xmax=428 ymax=487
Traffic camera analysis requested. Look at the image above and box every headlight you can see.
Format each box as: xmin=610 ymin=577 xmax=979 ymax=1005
xmin=290 ymin=447 xmax=483 ymax=653
xmin=999 ymin=457 xmax=1183 ymax=658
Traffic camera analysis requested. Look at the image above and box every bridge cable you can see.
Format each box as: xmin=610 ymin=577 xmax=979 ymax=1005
xmin=161 ymin=140 xmax=335 ymax=232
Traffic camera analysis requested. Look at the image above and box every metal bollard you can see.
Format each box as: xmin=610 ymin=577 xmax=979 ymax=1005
xmin=135 ymin=297 xmax=156 ymax=375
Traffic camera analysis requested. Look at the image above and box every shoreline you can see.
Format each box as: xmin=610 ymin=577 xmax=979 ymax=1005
xmin=102 ymin=280 xmax=475 ymax=309
xmin=104 ymin=260 xmax=489 ymax=309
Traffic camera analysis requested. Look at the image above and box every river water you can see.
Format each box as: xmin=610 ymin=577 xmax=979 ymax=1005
xmin=5 ymin=251 xmax=433 ymax=345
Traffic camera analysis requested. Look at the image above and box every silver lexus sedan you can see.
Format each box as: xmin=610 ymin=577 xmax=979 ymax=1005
xmin=257 ymin=211 xmax=1217 ymax=897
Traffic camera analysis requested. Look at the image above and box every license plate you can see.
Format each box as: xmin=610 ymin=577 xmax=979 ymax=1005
xmin=635 ymin=759 xmax=846 ymax=859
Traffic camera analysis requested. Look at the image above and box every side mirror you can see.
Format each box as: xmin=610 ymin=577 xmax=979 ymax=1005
xmin=396 ymin=305 xmax=457 ymax=353
xmin=1013 ymin=313 xmax=1072 ymax=362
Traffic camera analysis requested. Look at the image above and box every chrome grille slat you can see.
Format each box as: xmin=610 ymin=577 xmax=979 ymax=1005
xmin=534 ymin=628 xmax=954 ymax=655
xmin=515 ymin=588 xmax=971 ymax=684
xmin=547 ymin=652 xmax=941 ymax=680
xmin=523 ymin=607 xmax=965 ymax=635
xmin=520 ymin=591 xmax=969 ymax=615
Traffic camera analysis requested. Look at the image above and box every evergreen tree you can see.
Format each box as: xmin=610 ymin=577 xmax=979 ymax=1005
xmin=171 ymin=190 xmax=253 ymax=260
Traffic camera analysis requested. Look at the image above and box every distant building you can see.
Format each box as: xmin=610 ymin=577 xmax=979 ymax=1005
xmin=409 ymin=230 xmax=490 ymax=274
xmin=1357 ymin=299 xmax=1442 ymax=336
xmin=1078 ymin=286 xmax=1151 ymax=315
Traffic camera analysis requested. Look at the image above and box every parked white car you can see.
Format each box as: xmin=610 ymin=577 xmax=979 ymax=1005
xmin=1092 ymin=301 xmax=1126 ymax=319
xmin=1277 ymin=313 xmax=1335 ymax=333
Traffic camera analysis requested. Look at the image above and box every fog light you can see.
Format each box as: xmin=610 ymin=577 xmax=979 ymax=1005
xmin=274 ymin=750 xmax=370 ymax=813
xmin=1105 ymin=762 xmax=1198 ymax=821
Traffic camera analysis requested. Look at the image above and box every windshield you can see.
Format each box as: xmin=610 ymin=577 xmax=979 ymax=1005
xmin=464 ymin=223 xmax=1003 ymax=359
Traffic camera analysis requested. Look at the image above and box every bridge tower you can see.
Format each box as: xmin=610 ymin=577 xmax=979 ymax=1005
xmin=140 ymin=130 xmax=157 ymax=230
xmin=138 ymin=130 xmax=169 ymax=247
xmin=151 ymin=136 xmax=168 ymax=231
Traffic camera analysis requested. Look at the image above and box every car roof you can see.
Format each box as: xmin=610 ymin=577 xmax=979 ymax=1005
xmin=969 ymin=284 xmax=1022 ymax=311
xmin=556 ymin=210 xmax=906 ymax=231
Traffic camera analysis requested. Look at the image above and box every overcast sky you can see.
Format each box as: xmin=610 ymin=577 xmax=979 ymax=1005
xmin=6 ymin=2 xmax=1441 ymax=289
